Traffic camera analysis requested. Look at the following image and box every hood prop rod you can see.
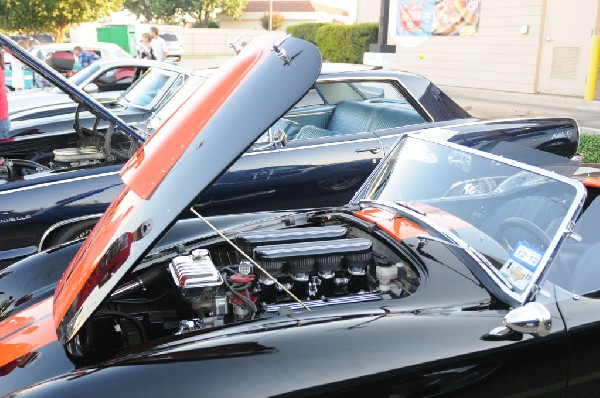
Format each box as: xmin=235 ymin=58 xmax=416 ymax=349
xmin=190 ymin=208 xmax=311 ymax=312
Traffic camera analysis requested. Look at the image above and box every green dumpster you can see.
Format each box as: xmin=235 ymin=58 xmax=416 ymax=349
xmin=97 ymin=25 xmax=137 ymax=56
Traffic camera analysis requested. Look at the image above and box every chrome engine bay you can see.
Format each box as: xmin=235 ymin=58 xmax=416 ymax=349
xmin=81 ymin=222 xmax=421 ymax=355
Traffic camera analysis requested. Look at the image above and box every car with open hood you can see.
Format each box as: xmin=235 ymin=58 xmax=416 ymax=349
xmin=1 ymin=34 xmax=600 ymax=397
xmin=0 ymin=34 xmax=580 ymax=268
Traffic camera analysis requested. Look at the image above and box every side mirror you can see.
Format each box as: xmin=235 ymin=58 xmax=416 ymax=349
xmin=504 ymin=302 xmax=551 ymax=336
xmin=83 ymin=83 xmax=99 ymax=94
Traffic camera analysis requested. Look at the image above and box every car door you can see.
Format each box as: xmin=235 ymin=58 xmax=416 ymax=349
xmin=197 ymin=130 xmax=384 ymax=215
xmin=545 ymin=195 xmax=600 ymax=396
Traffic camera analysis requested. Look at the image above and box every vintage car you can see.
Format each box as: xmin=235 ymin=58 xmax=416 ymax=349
xmin=0 ymin=35 xmax=581 ymax=269
xmin=1 ymin=34 xmax=600 ymax=397
xmin=8 ymin=58 xmax=185 ymax=113
xmin=3 ymin=63 xmax=193 ymax=158
xmin=4 ymin=41 xmax=133 ymax=89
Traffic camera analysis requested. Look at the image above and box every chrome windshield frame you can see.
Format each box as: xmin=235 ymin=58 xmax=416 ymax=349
xmin=357 ymin=133 xmax=587 ymax=305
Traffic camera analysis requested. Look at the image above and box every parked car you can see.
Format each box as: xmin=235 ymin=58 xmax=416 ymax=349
xmin=4 ymin=40 xmax=133 ymax=89
xmin=30 ymin=42 xmax=132 ymax=75
xmin=3 ymin=62 xmax=192 ymax=159
xmin=3 ymin=52 xmax=35 ymax=90
xmin=8 ymin=58 xmax=188 ymax=113
xmin=159 ymin=32 xmax=182 ymax=61
xmin=0 ymin=34 xmax=582 ymax=269
xmin=1 ymin=35 xmax=600 ymax=397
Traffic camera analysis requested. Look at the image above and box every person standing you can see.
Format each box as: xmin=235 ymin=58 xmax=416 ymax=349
xmin=136 ymin=33 xmax=155 ymax=60
xmin=72 ymin=46 xmax=101 ymax=68
xmin=150 ymin=26 xmax=167 ymax=62
xmin=0 ymin=48 xmax=10 ymax=139
xmin=10 ymin=40 xmax=28 ymax=91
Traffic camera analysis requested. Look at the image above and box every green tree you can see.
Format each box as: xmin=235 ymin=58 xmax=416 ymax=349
xmin=123 ymin=0 xmax=189 ymax=23
xmin=187 ymin=0 xmax=247 ymax=28
xmin=124 ymin=0 xmax=246 ymax=27
xmin=260 ymin=13 xmax=284 ymax=31
xmin=0 ymin=0 xmax=123 ymax=42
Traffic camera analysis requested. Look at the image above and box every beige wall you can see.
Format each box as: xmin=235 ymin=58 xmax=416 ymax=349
xmin=365 ymin=0 xmax=600 ymax=97
xmin=356 ymin=0 xmax=381 ymax=23
xmin=386 ymin=0 xmax=545 ymax=93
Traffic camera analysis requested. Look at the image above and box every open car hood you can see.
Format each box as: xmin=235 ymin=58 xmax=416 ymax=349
xmin=52 ymin=35 xmax=322 ymax=344
xmin=0 ymin=34 xmax=143 ymax=142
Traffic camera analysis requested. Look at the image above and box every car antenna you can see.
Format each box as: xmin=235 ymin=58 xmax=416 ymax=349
xmin=190 ymin=208 xmax=311 ymax=312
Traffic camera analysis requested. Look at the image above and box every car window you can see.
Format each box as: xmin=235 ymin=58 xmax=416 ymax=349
xmin=122 ymin=68 xmax=183 ymax=109
xmin=146 ymin=75 xmax=208 ymax=132
xmin=294 ymin=88 xmax=325 ymax=107
xmin=160 ymin=33 xmax=179 ymax=42
xmin=315 ymin=80 xmax=411 ymax=105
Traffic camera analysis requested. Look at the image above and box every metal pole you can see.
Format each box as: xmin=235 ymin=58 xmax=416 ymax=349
xmin=369 ymin=0 xmax=396 ymax=53
xmin=269 ymin=0 xmax=273 ymax=31
xmin=584 ymin=36 xmax=600 ymax=101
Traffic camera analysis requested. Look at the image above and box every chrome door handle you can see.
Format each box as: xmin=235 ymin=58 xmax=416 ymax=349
xmin=356 ymin=147 xmax=381 ymax=154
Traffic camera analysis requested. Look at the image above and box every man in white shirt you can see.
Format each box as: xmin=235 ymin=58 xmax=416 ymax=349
xmin=150 ymin=26 xmax=167 ymax=62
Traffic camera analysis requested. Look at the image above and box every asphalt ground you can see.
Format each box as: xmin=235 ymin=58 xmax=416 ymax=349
xmin=180 ymin=56 xmax=600 ymax=134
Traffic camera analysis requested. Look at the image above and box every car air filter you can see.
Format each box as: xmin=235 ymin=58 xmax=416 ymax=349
xmin=253 ymin=238 xmax=372 ymax=276
xmin=236 ymin=226 xmax=347 ymax=257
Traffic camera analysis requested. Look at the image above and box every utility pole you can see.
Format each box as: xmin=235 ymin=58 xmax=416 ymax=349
xmin=369 ymin=0 xmax=396 ymax=53
xmin=269 ymin=0 xmax=273 ymax=31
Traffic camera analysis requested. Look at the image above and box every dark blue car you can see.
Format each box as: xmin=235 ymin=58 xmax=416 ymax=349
xmin=0 ymin=34 xmax=578 ymax=268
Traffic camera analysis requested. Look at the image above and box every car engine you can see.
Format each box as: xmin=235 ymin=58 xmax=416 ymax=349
xmin=81 ymin=223 xmax=420 ymax=355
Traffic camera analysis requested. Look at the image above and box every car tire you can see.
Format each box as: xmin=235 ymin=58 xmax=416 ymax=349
xmin=46 ymin=219 xmax=98 ymax=247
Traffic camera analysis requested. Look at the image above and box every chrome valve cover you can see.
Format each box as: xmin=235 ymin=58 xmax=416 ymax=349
xmin=169 ymin=249 xmax=223 ymax=295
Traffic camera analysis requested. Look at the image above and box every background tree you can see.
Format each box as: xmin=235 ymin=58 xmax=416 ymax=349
xmin=186 ymin=0 xmax=247 ymax=28
xmin=260 ymin=13 xmax=285 ymax=31
xmin=0 ymin=0 xmax=123 ymax=42
xmin=123 ymin=0 xmax=188 ymax=24
xmin=124 ymin=0 xmax=246 ymax=27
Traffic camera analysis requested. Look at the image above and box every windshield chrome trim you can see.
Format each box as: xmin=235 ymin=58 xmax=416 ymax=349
xmin=363 ymin=134 xmax=587 ymax=305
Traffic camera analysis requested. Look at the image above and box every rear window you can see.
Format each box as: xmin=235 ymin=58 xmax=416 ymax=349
xmin=160 ymin=33 xmax=179 ymax=42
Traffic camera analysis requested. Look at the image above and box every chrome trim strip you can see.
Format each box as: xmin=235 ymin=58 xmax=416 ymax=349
xmin=38 ymin=213 xmax=104 ymax=251
xmin=244 ymin=137 xmax=383 ymax=156
xmin=266 ymin=293 xmax=383 ymax=312
xmin=0 ymin=171 xmax=120 ymax=195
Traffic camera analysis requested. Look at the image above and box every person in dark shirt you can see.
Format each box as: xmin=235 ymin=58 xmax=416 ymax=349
xmin=73 ymin=46 xmax=101 ymax=68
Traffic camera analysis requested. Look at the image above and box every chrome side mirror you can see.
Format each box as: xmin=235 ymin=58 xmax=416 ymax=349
xmin=504 ymin=302 xmax=551 ymax=336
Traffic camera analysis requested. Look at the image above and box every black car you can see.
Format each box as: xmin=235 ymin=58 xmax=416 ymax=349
xmin=1 ymin=35 xmax=599 ymax=397
xmin=0 ymin=34 xmax=578 ymax=270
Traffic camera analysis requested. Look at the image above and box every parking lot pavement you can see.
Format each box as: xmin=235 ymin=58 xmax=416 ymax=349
xmin=441 ymin=86 xmax=600 ymax=133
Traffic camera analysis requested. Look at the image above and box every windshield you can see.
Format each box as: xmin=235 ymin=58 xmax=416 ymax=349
xmin=146 ymin=74 xmax=208 ymax=132
xmin=360 ymin=136 xmax=585 ymax=301
xmin=122 ymin=68 xmax=185 ymax=109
